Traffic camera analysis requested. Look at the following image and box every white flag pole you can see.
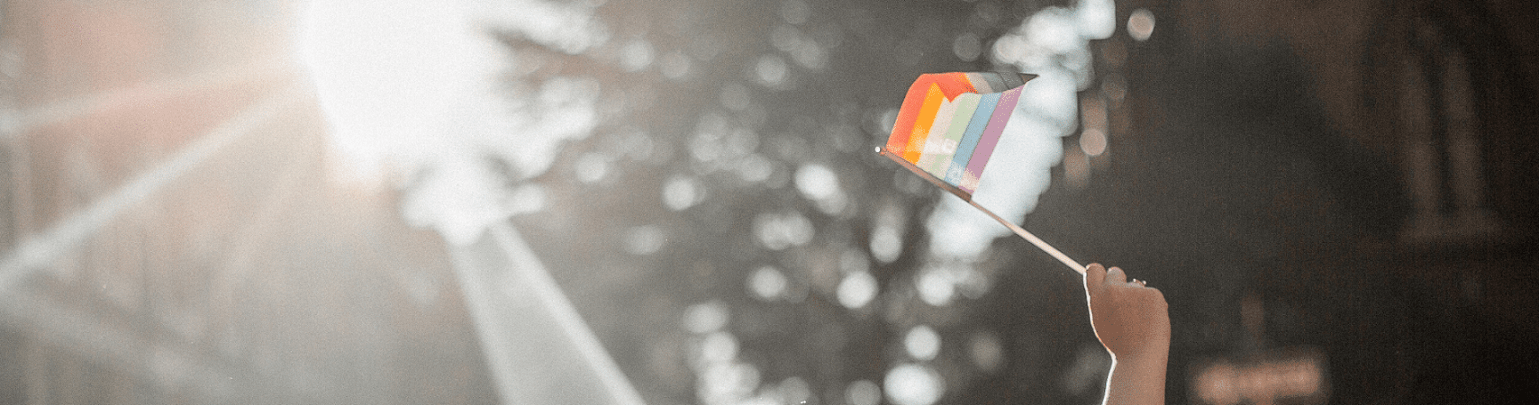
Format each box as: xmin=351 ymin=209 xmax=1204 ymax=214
xmin=879 ymin=148 xmax=1086 ymax=274
xmin=966 ymin=199 xmax=1086 ymax=274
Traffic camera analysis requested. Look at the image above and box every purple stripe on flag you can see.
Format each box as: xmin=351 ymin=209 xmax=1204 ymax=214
xmin=960 ymin=86 xmax=1022 ymax=193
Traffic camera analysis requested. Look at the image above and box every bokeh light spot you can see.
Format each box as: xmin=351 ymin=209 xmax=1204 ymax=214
xmin=663 ymin=175 xmax=702 ymax=211
xmin=755 ymin=55 xmax=789 ymax=87
xmin=619 ymin=39 xmax=654 ymax=72
xmin=796 ymin=163 xmax=848 ymax=214
xmin=748 ymin=266 xmax=789 ymax=301
xmin=777 ymin=376 xmax=813 ymax=404
xmin=846 ymin=380 xmax=882 ymax=405
xmin=870 ymin=229 xmax=902 ymax=264
xmin=884 ymin=363 xmax=944 ymax=405
xmin=682 ymin=301 xmax=729 ymax=334
xmin=952 ymin=33 xmax=982 ymax=62
xmin=916 ymin=269 xmax=955 ymax=307
xmin=698 ymin=361 xmax=760 ymax=403
xmin=1075 ymin=0 xmax=1116 ymax=39
xmin=904 ymin=325 xmax=941 ymax=361
xmin=836 ymin=271 xmax=878 ymax=309
xmin=1080 ymin=128 xmax=1107 ymax=156
xmin=1128 ymin=8 xmax=1155 ymax=41
xmin=575 ymin=152 xmax=609 ymax=183
xmin=699 ymin=331 xmax=739 ymax=364
xmin=736 ymin=154 xmax=775 ymax=183
xmin=876 ymin=108 xmax=899 ymax=136
xmin=968 ymin=331 xmax=1005 ymax=373
xmin=754 ymin=211 xmax=815 ymax=250
xmin=623 ymin=225 xmax=666 ymax=255
xmin=795 ymin=163 xmax=839 ymax=200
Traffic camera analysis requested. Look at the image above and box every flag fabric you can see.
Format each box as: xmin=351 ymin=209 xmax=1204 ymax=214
xmin=880 ymin=72 xmax=1035 ymax=200
xmin=875 ymin=71 xmax=1086 ymax=274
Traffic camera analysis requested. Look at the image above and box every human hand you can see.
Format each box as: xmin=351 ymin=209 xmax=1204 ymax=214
xmin=1084 ymin=263 xmax=1171 ymax=362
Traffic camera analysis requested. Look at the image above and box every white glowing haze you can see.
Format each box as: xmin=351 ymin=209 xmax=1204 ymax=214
xmin=300 ymin=0 xmax=502 ymax=176
xmin=298 ymin=0 xmax=604 ymax=244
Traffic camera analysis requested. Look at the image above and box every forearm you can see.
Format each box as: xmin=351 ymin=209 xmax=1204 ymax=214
xmin=1101 ymin=353 xmax=1167 ymax=405
xmin=1083 ymin=264 xmax=1171 ymax=405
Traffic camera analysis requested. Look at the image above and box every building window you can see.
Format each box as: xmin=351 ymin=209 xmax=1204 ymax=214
xmin=1396 ymin=21 xmax=1498 ymax=243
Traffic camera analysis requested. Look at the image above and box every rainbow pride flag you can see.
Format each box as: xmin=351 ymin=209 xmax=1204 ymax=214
xmin=879 ymin=72 xmax=1035 ymax=200
xmin=877 ymin=72 xmax=1086 ymax=274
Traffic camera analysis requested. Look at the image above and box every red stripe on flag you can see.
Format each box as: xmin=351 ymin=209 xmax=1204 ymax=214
xmin=886 ymin=73 xmax=976 ymax=160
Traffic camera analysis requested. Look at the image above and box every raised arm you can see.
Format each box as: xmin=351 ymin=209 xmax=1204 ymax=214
xmin=1084 ymin=263 xmax=1171 ymax=405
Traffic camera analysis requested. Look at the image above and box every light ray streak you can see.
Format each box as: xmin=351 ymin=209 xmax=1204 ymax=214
xmin=487 ymin=223 xmax=647 ymax=405
xmin=0 ymin=84 xmax=304 ymax=292
xmin=451 ymin=222 xmax=647 ymax=405
xmin=0 ymin=61 xmax=292 ymax=138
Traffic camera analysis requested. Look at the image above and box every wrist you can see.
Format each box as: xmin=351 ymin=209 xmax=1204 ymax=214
xmin=1111 ymin=352 xmax=1168 ymax=373
xmin=1109 ymin=342 xmax=1169 ymax=369
xmin=1104 ymin=349 xmax=1168 ymax=405
xmin=1107 ymin=329 xmax=1170 ymax=363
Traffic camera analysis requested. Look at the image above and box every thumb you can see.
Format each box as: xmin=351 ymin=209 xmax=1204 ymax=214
xmin=1084 ymin=263 xmax=1106 ymax=296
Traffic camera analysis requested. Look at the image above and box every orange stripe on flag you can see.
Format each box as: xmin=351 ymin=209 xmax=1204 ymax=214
xmin=887 ymin=72 xmax=977 ymax=160
xmin=905 ymin=85 xmax=948 ymax=162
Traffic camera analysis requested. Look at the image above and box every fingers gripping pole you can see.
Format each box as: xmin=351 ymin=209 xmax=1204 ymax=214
xmin=966 ymin=199 xmax=1087 ymax=275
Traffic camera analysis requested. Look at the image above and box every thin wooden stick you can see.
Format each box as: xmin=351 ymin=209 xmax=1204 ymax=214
xmin=878 ymin=147 xmax=1086 ymax=274
xmin=966 ymin=199 xmax=1086 ymax=274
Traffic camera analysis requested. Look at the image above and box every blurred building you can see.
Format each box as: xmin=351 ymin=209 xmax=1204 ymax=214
xmin=1053 ymin=0 xmax=1539 ymax=403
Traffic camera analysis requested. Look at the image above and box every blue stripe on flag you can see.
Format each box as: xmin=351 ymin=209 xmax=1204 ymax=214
xmin=945 ymin=91 xmax=1001 ymax=184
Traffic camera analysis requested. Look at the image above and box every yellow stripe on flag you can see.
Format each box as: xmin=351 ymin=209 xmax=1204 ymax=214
xmin=903 ymin=84 xmax=945 ymax=162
